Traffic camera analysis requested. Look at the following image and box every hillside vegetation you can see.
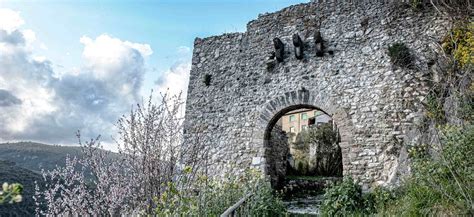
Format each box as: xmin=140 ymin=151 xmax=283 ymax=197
xmin=0 ymin=160 xmax=44 ymax=216
xmin=0 ymin=142 xmax=120 ymax=216
xmin=0 ymin=142 xmax=84 ymax=216
xmin=0 ymin=142 xmax=83 ymax=173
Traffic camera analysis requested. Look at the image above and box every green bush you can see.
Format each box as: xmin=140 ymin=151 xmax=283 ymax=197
xmin=362 ymin=186 xmax=396 ymax=214
xmin=409 ymin=0 xmax=424 ymax=10
xmin=388 ymin=42 xmax=413 ymax=68
xmin=425 ymin=91 xmax=446 ymax=123
xmin=385 ymin=125 xmax=474 ymax=216
xmin=320 ymin=177 xmax=364 ymax=216
xmin=296 ymin=161 xmax=308 ymax=175
xmin=321 ymin=179 xmax=400 ymax=216
xmin=459 ymin=82 xmax=474 ymax=122
xmin=154 ymin=169 xmax=285 ymax=216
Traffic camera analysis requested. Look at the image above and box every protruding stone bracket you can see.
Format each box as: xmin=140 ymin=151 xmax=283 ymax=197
xmin=314 ymin=30 xmax=324 ymax=57
xmin=273 ymin=38 xmax=285 ymax=62
xmin=292 ymin=33 xmax=304 ymax=60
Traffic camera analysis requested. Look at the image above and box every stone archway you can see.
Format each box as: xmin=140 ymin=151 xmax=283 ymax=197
xmin=253 ymin=89 xmax=354 ymax=185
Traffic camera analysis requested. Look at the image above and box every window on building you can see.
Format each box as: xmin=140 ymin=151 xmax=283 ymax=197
xmin=289 ymin=115 xmax=296 ymax=122
xmin=314 ymin=111 xmax=322 ymax=117
xmin=289 ymin=126 xmax=295 ymax=133
xmin=301 ymin=113 xmax=308 ymax=120
xmin=301 ymin=125 xmax=307 ymax=131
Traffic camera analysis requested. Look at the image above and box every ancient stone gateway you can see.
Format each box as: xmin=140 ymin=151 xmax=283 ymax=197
xmin=184 ymin=1 xmax=448 ymax=190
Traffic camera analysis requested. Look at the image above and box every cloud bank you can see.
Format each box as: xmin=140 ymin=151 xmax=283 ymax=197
xmin=156 ymin=61 xmax=191 ymax=99
xmin=0 ymin=8 xmax=153 ymax=146
xmin=155 ymin=45 xmax=192 ymax=99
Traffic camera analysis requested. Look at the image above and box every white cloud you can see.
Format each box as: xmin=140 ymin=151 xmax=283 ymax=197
xmin=124 ymin=40 xmax=153 ymax=56
xmin=80 ymin=34 xmax=151 ymax=78
xmin=177 ymin=46 xmax=191 ymax=55
xmin=155 ymin=46 xmax=192 ymax=99
xmin=79 ymin=34 xmax=152 ymax=102
xmin=0 ymin=50 xmax=58 ymax=135
xmin=39 ymin=42 xmax=48 ymax=50
xmin=157 ymin=61 xmax=191 ymax=98
xmin=0 ymin=8 xmax=24 ymax=33
xmin=0 ymin=9 xmax=153 ymax=148
xmin=0 ymin=10 xmax=57 ymax=136
xmin=21 ymin=29 xmax=35 ymax=44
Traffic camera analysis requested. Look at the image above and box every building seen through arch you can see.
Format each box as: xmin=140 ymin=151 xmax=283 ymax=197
xmin=267 ymin=106 xmax=342 ymax=188
xmin=277 ymin=108 xmax=332 ymax=140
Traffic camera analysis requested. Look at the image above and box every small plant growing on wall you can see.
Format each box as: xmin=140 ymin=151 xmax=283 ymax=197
xmin=442 ymin=23 xmax=473 ymax=68
xmin=388 ymin=43 xmax=413 ymax=69
xmin=425 ymin=91 xmax=446 ymax=123
xmin=203 ymin=73 xmax=212 ymax=86
xmin=409 ymin=0 xmax=424 ymax=10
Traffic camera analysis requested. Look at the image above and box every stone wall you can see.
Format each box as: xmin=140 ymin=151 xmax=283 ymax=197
xmin=267 ymin=127 xmax=289 ymax=188
xmin=184 ymin=1 xmax=449 ymax=189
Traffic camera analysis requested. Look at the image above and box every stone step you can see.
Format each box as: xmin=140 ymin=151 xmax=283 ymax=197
xmin=281 ymin=176 xmax=341 ymax=197
xmin=284 ymin=194 xmax=324 ymax=216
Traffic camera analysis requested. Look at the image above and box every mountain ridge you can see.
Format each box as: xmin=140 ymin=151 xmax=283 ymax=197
xmin=0 ymin=141 xmax=84 ymax=173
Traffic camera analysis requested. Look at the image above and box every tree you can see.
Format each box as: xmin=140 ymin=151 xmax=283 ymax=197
xmin=291 ymin=123 xmax=342 ymax=176
xmin=34 ymin=92 xmax=209 ymax=215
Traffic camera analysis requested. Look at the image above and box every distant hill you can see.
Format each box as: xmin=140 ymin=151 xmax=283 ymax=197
xmin=0 ymin=160 xmax=44 ymax=216
xmin=0 ymin=142 xmax=83 ymax=216
xmin=0 ymin=142 xmax=120 ymax=216
xmin=0 ymin=142 xmax=84 ymax=173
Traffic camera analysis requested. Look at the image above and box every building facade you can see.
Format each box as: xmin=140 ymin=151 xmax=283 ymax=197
xmin=278 ymin=109 xmax=332 ymax=136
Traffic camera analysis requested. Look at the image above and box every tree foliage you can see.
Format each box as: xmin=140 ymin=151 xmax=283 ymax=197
xmin=291 ymin=123 xmax=342 ymax=176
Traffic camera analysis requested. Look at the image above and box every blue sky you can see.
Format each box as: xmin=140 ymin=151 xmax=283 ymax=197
xmin=0 ymin=0 xmax=308 ymax=148
xmin=2 ymin=0 xmax=308 ymax=92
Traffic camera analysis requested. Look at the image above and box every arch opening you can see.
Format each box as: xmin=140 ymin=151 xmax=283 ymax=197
xmin=264 ymin=104 xmax=343 ymax=190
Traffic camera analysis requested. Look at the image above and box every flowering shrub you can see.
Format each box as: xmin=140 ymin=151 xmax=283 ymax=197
xmin=442 ymin=23 xmax=474 ymax=68
xmin=34 ymin=92 xmax=285 ymax=216
xmin=34 ymin=93 xmax=209 ymax=215
xmin=0 ymin=183 xmax=22 ymax=204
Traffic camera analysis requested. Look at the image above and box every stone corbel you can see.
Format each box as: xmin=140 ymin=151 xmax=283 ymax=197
xmin=273 ymin=38 xmax=285 ymax=62
xmin=314 ymin=30 xmax=324 ymax=57
xmin=292 ymin=33 xmax=304 ymax=60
